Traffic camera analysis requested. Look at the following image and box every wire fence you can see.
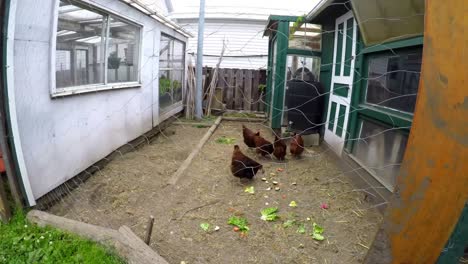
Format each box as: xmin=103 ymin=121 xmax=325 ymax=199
xmin=0 ymin=0 xmax=434 ymax=263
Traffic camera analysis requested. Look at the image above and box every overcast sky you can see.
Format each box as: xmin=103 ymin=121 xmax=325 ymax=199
xmin=171 ymin=0 xmax=319 ymax=16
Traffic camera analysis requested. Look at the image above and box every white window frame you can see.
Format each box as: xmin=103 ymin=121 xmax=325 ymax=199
xmin=50 ymin=0 xmax=143 ymax=97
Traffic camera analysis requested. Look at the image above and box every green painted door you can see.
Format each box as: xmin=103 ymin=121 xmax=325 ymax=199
xmin=324 ymin=11 xmax=357 ymax=155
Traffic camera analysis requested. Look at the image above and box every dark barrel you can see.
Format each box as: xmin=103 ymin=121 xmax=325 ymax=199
xmin=285 ymin=79 xmax=325 ymax=134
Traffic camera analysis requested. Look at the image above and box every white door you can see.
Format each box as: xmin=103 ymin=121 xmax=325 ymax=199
xmin=324 ymin=11 xmax=357 ymax=155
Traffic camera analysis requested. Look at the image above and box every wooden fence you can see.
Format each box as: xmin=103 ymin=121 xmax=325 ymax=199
xmin=200 ymin=67 xmax=267 ymax=112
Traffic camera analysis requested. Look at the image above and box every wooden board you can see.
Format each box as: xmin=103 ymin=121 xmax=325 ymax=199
xmin=235 ymin=69 xmax=244 ymax=109
xmin=226 ymin=69 xmax=235 ymax=109
xmin=365 ymin=0 xmax=468 ymax=263
xmin=252 ymin=71 xmax=260 ymax=111
xmin=27 ymin=210 xmax=169 ymax=264
xmin=243 ymin=70 xmax=252 ymax=111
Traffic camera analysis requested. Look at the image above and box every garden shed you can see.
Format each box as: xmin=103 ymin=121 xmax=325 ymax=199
xmin=264 ymin=0 xmax=467 ymax=263
xmin=263 ymin=0 xmax=424 ymax=193
xmin=2 ymin=0 xmax=191 ymax=205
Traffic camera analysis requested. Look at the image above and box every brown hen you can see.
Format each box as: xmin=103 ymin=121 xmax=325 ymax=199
xmin=242 ymin=124 xmax=259 ymax=148
xmin=253 ymin=134 xmax=274 ymax=157
xmin=231 ymin=145 xmax=263 ymax=180
xmin=290 ymin=133 xmax=304 ymax=157
xmin=273 ymin=135 xmax=287 ymax=160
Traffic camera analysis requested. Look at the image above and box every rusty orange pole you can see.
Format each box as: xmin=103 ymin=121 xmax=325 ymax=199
xmin=365 ymin=0 xmax=468 ymax=263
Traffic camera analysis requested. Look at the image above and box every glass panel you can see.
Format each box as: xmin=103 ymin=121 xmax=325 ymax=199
xmin=159 ymin=35 xmax=171 ymax=69
xmin=366 ymin=50 xmax=422 ymax=113
xmin=283 ymin=55 xmax=321 ymax=126
xmin=328 ymin=102 xmax=337 ymax=131
xmin=334 ymin=22 xmax=344 ymax=76
xmin=289 ymin=23 xmax=321 ymax=51
xmin=173 ymin=40 xmax=185 ymax=70
xmin=343 ymin=18 xmax=354 ymax=76
xmin=159 ymin=70 xmax=173 ymax=111
xmin=158 ymin=35 xmax=185 ymax=113
xmin=56 ymin=0 xmax=105 ymax=88
xmin=335 ymin=104 xmax=346 ymax=137
xmin=107 ymin=16 xmax=140 ymax=83
xmin=286 ymin=55 xmax=320 ymax=82
xmin=351 ymin=0 xmax=424 ymax=45
xmin=353 ymin=119 xmax=408 ymax=190
xmin=172 ymin=70 xmax=184 ymax=103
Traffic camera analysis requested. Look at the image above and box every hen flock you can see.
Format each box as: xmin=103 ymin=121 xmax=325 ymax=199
xmin=231 ymin=125 xmax=304 ymax=181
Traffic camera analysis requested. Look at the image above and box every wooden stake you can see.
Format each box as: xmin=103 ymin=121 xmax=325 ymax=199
xmin=144 ymin=215 xmax=154 ymax=245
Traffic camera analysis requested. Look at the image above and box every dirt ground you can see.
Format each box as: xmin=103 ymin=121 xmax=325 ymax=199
xmin=49 ymin=120 xmax=382 ymax=264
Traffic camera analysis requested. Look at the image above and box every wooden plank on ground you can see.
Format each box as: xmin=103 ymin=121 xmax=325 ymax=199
xmin=27 ymin=210 xmax=170 ymax=264
xmin=234 ymin=69 xmax=243 ymax=110
xmin=252 ymin=70 xmax=260 ymax=111
xmin=226 ymin=69 xmax=235 ymax=109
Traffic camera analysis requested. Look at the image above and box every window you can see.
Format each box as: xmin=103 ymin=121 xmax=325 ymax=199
xmin=352 ymin=119 xmax=408 ymax=191
xmin=289 ymin=23 xmax=321 ymax=51
xmin=365 ymin=49 xmax=422 ymax=113
xmin=159 ymin=34 xmax=185 ymax=112
xmin=55 ymin=0 xmax=141 ymax=93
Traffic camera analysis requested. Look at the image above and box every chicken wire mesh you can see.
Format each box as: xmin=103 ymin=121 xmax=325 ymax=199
xmin=5 ymin=0 xmax=429 ymax=263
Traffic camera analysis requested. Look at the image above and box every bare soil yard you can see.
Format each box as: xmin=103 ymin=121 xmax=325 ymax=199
xmin=49 ymin=120 xmax=382 ymax=264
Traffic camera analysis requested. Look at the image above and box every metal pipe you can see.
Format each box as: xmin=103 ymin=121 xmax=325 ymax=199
xmin=194 ymin=0 xmax=205 ymax=119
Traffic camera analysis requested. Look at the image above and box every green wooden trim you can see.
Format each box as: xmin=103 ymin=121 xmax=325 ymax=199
xmin=358 ymin=105 xmax=413 ymax=129
xmin=362 ymin=36 xmax=424 ymax=54
xmin=265 ymin=38 xmax=274 ymax=114
xmin=332 ymin=83 xmax=349 ymax=97
xmin=334 ymin=22 xmax=344 ymax=76
xmin=437 ymin=202 xmax=468 ymax=264
xmin=343 ymin=18 xmax=354 ymax=76
xmin=270 ymin=21 xmax=289 ymax=129
xmin=287 ymin=49 xmax=321 ymax=57
xmin=335 ymin=104 xmax=346 ymax=137
xmin=328 ymin=102 xmax=337 ymax=131
xmin=320 ymin=64 xmax=332 ymax=72
xmin=345 ymin=34 xmax=364 ymax=152
xmin=268 ymin=15 xmax=299 ymax=22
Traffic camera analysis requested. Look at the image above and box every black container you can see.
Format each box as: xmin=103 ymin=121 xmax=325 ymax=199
xmin=285 ymin=80 xmax=325 ymax=134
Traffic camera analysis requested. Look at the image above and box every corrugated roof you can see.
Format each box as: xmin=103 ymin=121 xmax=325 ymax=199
xmin=120 ymin=0 xmax=193 ymax=37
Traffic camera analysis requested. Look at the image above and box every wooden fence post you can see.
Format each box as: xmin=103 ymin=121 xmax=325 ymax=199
xmin=252 ymin=71 xmax=260 ymax=111
xmin=226 ymin=69 xmax=235 ymax=109
xmin=243 ymin=70 xmax=252 ymax=111
xmin=234 ymin=69 xmax=243 ymax=110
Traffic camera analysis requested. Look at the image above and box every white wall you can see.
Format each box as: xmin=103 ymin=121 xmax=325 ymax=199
xmin=11 ymin=0 xmax=187 ymax=200
xmin=178 ymin=19 xmax=269 ymax=69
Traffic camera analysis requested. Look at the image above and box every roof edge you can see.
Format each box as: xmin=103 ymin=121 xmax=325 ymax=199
xmin=305 ymin=0 xmax=334 ymax=22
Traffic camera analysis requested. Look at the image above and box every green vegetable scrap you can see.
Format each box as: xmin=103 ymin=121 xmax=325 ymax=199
xmin=200 ymin=223 xmax=210 ymax=232
xmin=296 ymin=224 xmax=306 ymax=234
xmin=228 ymin=216 xmax=250 ymax=232
xmin=261 ymin=207 xmax=279 ymax=221
xmin=289 ymin=201 xmax=298 ymax=207
xmin=283 ymin=219 xmax=296 ymax=228
xmin=311 ymin=222 xmax=325 ymax=241
xmin=244 ymin=186 xmax=255 ymax=194
xmin=215 ymin=136 xmax=236 ymax=144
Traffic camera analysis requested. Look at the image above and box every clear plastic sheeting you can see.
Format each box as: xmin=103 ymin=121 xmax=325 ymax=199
xmin=350 ymin=0 xmax=425 ymax=46
xmin=352 ymin=119 xmax=408 ymax=191
xmin=289 ymin=23 xmax=322 ymax=51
